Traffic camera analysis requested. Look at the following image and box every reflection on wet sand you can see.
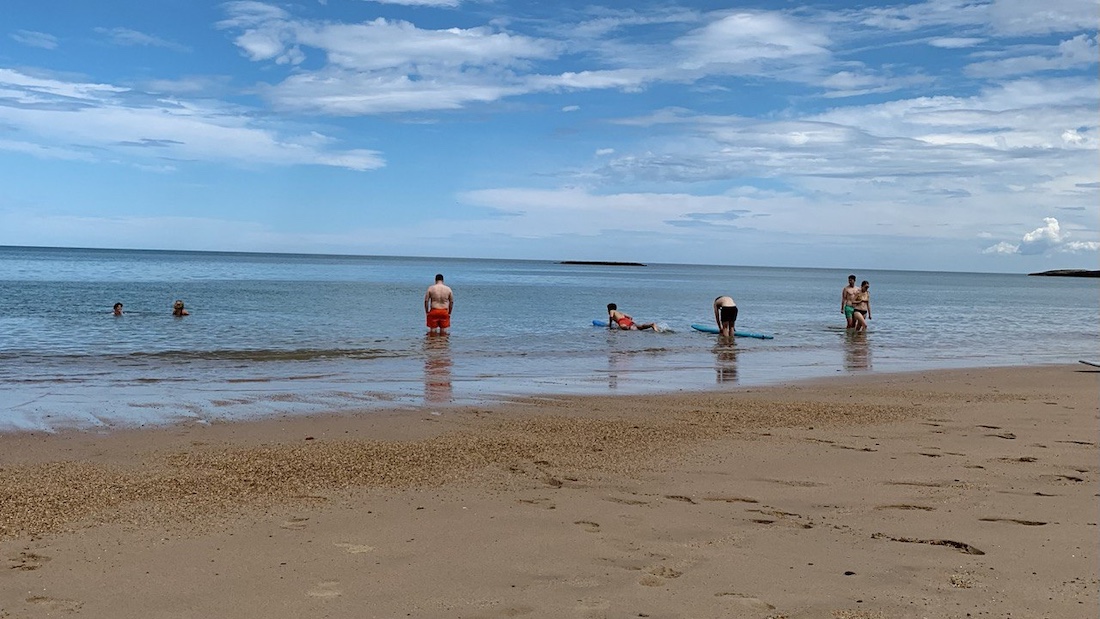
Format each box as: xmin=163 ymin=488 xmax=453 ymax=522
xmin=606 ymin=331 xmax=627 ymax=389
xmin=423 ymin=333 xmax=453 ymax=404
xmin=713 ymin=338 xmax=738 ymax=383
xmin=844 ymin=330 xmax=872 ymax=371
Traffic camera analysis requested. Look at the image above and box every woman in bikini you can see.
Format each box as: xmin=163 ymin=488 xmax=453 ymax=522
xmin=851 ymin=281 xmax=871 ymax=331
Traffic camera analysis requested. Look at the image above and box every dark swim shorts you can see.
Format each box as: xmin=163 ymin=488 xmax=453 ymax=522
xmin=719 ymin=305 xmax=738 ymax=322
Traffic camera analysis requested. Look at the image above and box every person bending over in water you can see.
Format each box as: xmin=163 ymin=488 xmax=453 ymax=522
xmin=713 ymin=295 xmax=738 ymax=337
xmin=606 ymin=303 xmax=660 ymax=332
xmin=172 ymin=300 xmax=190 ymax=317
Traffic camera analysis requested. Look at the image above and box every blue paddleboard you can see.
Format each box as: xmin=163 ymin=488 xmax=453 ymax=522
xmin=593 ymin=319 xmax=608 ymax=327
xmin=691 ymin=324 xmax=774 ymax=339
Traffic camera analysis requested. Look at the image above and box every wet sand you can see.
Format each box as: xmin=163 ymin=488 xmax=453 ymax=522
xmin=1 ymin=365 xmax=1096 ymax=618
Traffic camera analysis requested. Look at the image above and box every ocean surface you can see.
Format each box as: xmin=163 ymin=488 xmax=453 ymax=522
xmin=1 ymin=246 xmax=1097 ymax=432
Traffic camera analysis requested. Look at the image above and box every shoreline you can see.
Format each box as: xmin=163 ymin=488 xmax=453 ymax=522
xmin=1 ymin=364 xmax=1096 ymax=617
xmin=2 ymin=356 xmax=1086 ymax=435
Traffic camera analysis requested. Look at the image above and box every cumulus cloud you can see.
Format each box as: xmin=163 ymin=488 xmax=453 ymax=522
xmin=673 ymin=12 xmax=830 ymax=70
xmin=983 ymin=218 xmax=1100 ymax=255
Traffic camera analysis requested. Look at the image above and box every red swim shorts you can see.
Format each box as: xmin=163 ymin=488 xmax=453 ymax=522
xmin=426 ymin=308 xmax=451 ymax=329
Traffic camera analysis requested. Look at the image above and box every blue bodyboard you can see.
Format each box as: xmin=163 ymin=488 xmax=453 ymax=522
xmin=691 ymin=324 xmax=774 ymax=339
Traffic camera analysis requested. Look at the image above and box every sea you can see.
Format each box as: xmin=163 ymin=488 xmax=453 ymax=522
xmin=1 ymin=246 xmax=1096 ymax=433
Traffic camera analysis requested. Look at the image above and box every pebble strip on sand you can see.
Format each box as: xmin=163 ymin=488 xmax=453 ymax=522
xmin=0 ymin=396 xmax=913 ymax=540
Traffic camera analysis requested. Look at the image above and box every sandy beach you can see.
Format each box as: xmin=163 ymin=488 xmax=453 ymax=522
xmin=1 ymin=364 xmax=1096 ymax=618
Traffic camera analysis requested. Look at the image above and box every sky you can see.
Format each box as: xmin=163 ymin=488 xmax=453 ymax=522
xmin=0 ymin=0 xmax=1097 ymax=272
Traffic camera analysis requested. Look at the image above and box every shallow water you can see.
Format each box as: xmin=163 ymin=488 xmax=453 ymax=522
xmin=1 ymin=246 xmax=1096 ymax=432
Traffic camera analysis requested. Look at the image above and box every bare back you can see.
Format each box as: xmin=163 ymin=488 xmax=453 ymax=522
xmin=426 ymin=283 xmax=454 ymax=311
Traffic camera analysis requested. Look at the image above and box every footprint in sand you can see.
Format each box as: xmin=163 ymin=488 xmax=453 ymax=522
xmin=762 ymin=479 xmax=823 ymax=487
xmin=574 ymin=520 xmax=601 ymax=533
xmin=978 ymin=517 xmax=1047 ymax=526
xmin=876 ymin=504 xmax=936 ymax=511
xmin=307 ymin=580 xmax=342 ymax=598
xmin=714 ymin=592 xmax=775 ymax=611
xmin=703 ymin=495 xmax=759 ymax=504
xmin=9 ymin=551 xmax=51 ymax=571
xmin=640 ymin=565 xmax=683 ymax=586
xmin=26 ymin=596 xmax=83 ymax=613
xmin=334 ymin=543 xmax=375 ymax=554
xmin=605 ymin=496 xmax=649 ymax=506
xmin=517 ymin=497 xmax=557 ymax=509
xmin=280 ymin=517 xmax=310 ymax=530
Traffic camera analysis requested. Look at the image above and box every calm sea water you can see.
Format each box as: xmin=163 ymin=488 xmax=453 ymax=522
xmin=1 ymin=246 xmax=1096 ymax=432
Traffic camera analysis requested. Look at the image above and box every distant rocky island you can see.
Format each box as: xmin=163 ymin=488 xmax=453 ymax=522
xmin=1027 ymin=269 xmax=1100 ymax=278
xmin=559 ymin=260 xmax=647 ymax=267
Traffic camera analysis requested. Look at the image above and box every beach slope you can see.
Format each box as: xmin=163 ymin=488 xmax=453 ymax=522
xmin=1 ymin=365 xmax=1096 ymax=618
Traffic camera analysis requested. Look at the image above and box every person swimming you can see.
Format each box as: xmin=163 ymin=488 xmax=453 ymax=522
xmin=172 ymin=300 xmax=190 ymax=317
xmin=606 ymin=303 xmax=660 ymax=332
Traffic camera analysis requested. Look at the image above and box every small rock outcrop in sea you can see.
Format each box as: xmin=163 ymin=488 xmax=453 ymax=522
xmin=559 ymin=260 xmax=647 ymax=267
xmin=1027 ymin=269 xmax=1100 ymax=278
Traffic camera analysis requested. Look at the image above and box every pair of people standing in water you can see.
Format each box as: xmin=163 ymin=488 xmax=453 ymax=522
xmin=841 ymin=275 xmax=871 ymax=331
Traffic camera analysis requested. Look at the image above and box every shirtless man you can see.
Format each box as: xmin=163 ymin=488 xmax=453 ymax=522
xmin=606 ymin=303 xmax=660 ymax=332
xmin=841 ymin=274 xmax=860 ymax=329
xmin=424 ymin=274 xmax=454 ymax=334
xmin=713 ymin=295 xmax=738 ymax=337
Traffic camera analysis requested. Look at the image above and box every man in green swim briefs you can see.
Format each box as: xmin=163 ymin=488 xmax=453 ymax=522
xmin=841 ymin=274 xmax=860 ymax=329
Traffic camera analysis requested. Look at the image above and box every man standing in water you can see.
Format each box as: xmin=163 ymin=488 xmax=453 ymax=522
xmin=713 ymin=295 xmax=738 ymax=337
xmin=841 ymin=274 xmax=860 ymax=329
xmin=424 ymin=274 xmax=454 ymax=334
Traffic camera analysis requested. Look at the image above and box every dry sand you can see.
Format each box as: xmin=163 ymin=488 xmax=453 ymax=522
xmin=0 ymin=365 xmax=1096 ymax=618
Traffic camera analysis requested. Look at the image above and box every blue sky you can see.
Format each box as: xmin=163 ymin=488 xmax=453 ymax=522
xmin=1 ymin=0 xmax=1096 ymax=272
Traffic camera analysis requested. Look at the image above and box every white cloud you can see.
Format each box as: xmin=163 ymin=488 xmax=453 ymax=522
xmin=217 ymin=5 xmax=842 ymax=115
xmin=854 ymin=0 xmax=1095 ymax=36
xmin=673 ymin=12 xmax=830 ymax=70
xmin=983 ymin=217 xmax=1100 ymax=255
xmin=988 ymin=0 xmax=1098 ymax=36
xmin=94 ymin=27 xmax=191 ymax=53
xmin=561 ymin=105 xmax=580 ymax=112
xmin=10 ymin=30 xmax=58 ymax=50
xmin=0 ymin=68 xmax=384 ymax=171
xmin=928 ymin=37 xmax=984 ymax=48
xmin=965 ymin=34 xmax=1098 ymax=77
xmin=364 ymin=0 xmax=461 ymax=5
